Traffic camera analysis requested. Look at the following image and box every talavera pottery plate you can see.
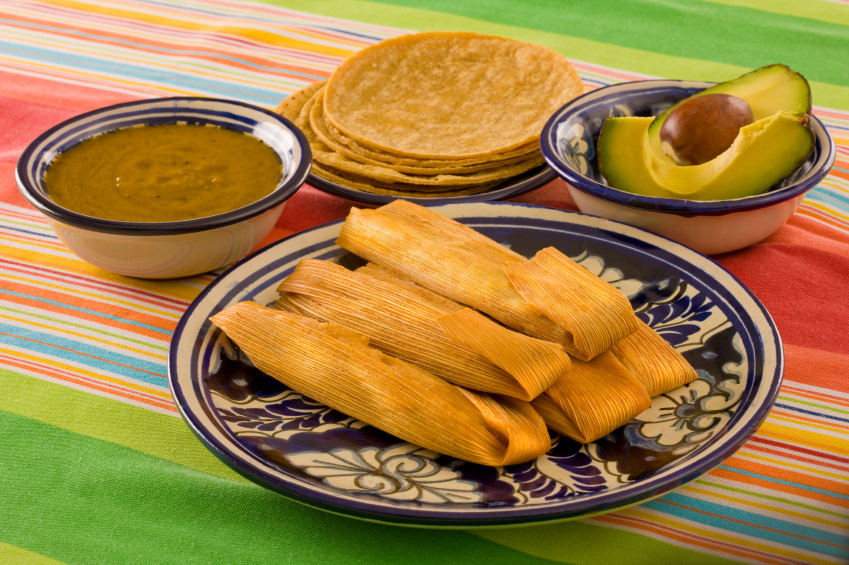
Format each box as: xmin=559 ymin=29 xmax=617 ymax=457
xmin=168 ymin=202 xmax=783 ymax=528
xmin=307 ymin=164 xmax=556 ymax=207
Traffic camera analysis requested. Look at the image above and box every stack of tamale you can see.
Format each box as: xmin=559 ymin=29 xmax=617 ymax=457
xmin=276 ymin=31 xmax=583 ymax=198
xmin=211 ymin=200 xmax=698 ymax=466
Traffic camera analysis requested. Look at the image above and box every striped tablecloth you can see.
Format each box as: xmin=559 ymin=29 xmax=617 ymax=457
xmin=2 ymin=1 xmax=848 ymax=564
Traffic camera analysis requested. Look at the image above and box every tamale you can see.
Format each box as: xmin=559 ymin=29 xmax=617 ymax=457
xmin=275 ymin=259 xmax=560 ymax=400
xmin=210 ymin=302 xmax=550 ymax=466
xmin=335 ymin=204 xmax=578 ymax=353
xmin=355 ymin=262 xmax=463 ymax=313
xmin=530 ymin=352 xmax=652 ymax=444
xmin=437 ymin=308 xmax=571 ymax=401
xmin=611 ymin=319 xmax=699 ymax=397
xmin=504 ymin=247 xmax=639 ymax=360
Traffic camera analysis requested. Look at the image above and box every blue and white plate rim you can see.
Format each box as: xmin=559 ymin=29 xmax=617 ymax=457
xmin=168 ymin=201 xmax=783 ymax=527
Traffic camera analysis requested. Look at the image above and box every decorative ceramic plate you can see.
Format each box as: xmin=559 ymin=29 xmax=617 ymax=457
xmin=168 ymin=202 xmax=783 ymax=528
xmin=307 ymin=165 xmax=556 ymax=207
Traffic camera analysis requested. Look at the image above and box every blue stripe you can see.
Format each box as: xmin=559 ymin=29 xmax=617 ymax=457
xmin=774 ymin=402 xmax=849 ymax=425
xmin=0 ymin=322 xmax=167 ymax=386
xmin=0 ymin=40 xmax=282 ymax=105
xmin=805 ymin=190 xmax=849 ymax=211
xmin=0 ymin=289 xmax=170 ymax=336
xmin=0 ymin=225 xmax=59 ymax=239
xmin=718 ymin=465 xmax=849 ymax=501
xmin=0 ymin=18 xmax=328 ymax=82
xmin=648 ymin=492 xmax=848 ymax=557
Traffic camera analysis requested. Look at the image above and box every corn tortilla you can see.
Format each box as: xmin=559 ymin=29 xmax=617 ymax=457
xmin=323 ymin=31 xmax=583 ymax=159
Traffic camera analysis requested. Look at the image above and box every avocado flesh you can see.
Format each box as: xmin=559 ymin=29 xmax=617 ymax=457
xmin=648 ymin=64 xmax=812 ymax=162
xmin=598 ymin=112 xmax=814 ymax=201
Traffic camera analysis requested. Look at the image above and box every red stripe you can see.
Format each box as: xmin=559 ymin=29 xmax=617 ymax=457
xmin=0 ymin=257 xmax=190 ymax=309
xmin=748 ymin=436 xmax=849 ymax=466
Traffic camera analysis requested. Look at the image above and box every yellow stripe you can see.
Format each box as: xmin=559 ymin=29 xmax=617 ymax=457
xmin=766 ymin=413 xmax=849 ymax=438
xmin=0 ymin=542 xmax=68 ymax=565
xmin=38 ymin=0 xmax=357 ymax=58
xmin=680 ymin=485 xmax=847 ymax=529
xmin=0 ymin=312 xmax=167 ymax=360
xmin=0 ymin=346 xmax=171 ymax=399
xmin=759 ymin=422 xmax=849 ymax=455
xmin=621 ymin=507 xmax=838 ymax=565
xmin=0 ymin=244 xmax=206 ymax=303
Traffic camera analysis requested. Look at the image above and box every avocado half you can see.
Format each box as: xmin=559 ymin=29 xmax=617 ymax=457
xmin=597 ymin=64 xmax=814 ymax=201
xmin=598 ymin=112 xmax=814 ymax=201
xmin=647 ymin=64 xmax=812 ymax=163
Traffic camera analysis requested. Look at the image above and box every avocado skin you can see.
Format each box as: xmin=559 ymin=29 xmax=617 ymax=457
xmin=597 ymin=112 xmax=814 ymax=201
xmin=647 ymin=64 xmax=812 ymax=163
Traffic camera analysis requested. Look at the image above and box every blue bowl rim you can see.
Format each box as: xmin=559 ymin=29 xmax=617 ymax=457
xmin=15 ymin=96 xmax=312 ymax=236
xmin=540 ymin=80 xmax=836 ymax=217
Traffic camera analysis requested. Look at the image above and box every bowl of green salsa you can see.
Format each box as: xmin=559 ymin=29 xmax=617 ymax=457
xmin=16 ymin=97 xmax=311 ymax=279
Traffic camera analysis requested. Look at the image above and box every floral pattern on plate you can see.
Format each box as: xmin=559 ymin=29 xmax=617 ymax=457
xmin=206 ymin=250 xmax=744 ymax=505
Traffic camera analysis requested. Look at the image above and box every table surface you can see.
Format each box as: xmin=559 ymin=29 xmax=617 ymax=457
xmin=1 ymin=1 xmax=848 ymax=564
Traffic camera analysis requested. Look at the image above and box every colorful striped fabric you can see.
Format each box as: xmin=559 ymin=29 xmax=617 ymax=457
xmin=1 ymin=1 xmax=848 ymax=564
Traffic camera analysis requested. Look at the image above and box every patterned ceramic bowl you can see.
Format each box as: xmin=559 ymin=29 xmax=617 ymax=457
xmin=169 ymin=202 xmax=783 ymax=527
xmin=16 ymin=97 xmax=311 ymax=279
xmin=540 ymin=81 xmax=835 ymax=255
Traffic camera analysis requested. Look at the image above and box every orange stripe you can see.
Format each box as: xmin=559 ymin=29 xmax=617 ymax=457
xmin=594 ymin=514 xmax=797 ymax=565
xmin=715 ymin=463 xmax=849 ymax=509
xmin=0 ymin=280 xmax=176 ymax=335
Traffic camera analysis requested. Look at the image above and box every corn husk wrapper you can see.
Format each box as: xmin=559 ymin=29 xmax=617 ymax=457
xmin=611 ymin=319 xmax=699 ymax=397
xmin=275 ymin=259 xmax=551 ymax=399
xmin=335 ymin=202 xmax=576 ymax=351
xmin=505 ymin=247 xmax=639 ymax=360
xmin=356 ymin=262 xmax=465 ymax=312
xmin=531 ymin=352 xmax=652 ymax=443
xmin=437 ymin=308 xmax=570 ymax=401
xmin=210 ymin=302 xmax=551 ymax=466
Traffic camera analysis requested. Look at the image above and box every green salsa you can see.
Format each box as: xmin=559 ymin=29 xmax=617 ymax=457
xmin=44 ymin=123 xmax=283 ymax=222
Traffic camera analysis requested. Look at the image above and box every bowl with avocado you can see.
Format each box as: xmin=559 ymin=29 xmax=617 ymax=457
xmin=540 ymin=65 xmax=835 ymax=255
xmin=17 ymin=97 xmax=311 ymax=278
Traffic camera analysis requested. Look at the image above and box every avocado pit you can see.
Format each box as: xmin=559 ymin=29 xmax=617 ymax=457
xmin=659 ymin=93 xmax=754 ymax=166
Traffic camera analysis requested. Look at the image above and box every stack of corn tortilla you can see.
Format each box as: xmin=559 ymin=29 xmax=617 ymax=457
xmin=276 ymin=31 xmax=584 ymax=198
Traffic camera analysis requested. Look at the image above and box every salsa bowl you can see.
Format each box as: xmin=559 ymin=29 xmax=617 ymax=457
xmin=16 ymin=97 xmax=311 ymax=279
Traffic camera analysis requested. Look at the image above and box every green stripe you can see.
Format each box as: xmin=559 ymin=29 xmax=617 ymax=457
xmin=0 ymin=543 xmax=68 ymax=565
xmin=1 ymin=369 xmax=245 ymax=482
xmin=6 ymin=371 xmax=733 ymax=564
xmin=703 ymin=0 xmax=849 ymax=27
xmin=367 ymin=0 xmax=849 ymax=87
xmin=778 ymin=395 xmax=849 ymax=416
xmin=257 ymin=0 xmax=849 ymax=111
xmin=0 ymin=410 xmax=567 ymax=565
xmin=473 ymin=516 xmax=745 ymax=565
